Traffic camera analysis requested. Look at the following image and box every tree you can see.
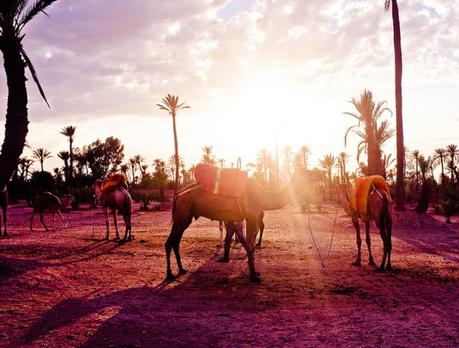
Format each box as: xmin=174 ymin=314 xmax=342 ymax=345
xmin=298 ymin=145 xmax=311 ymax=169
xmin=382 ymin=153 xmax=395 ymax=178
xmin=153 ymin=159 xmax=169 ymax=202
xmin=60 ymin=125 xmax=76 ymax=181
xmin=344 ymin=90 xmax=392 ymax=176
xmin=446 ymin=144 xmax=458 ymax=185
xmin=86 ymin=137 xmax=124 ymax=179
xmin=0 ymin=0 xmax=59 ymax=190
xmin=157 ymin=94 xmax=190 ymax=196
xmin=257 ymin=149 xmax=272 ymax=185
xmin=201 ymin=146 xmax=216 ymax=165
xmin=168 ymin=154 xmax=184 ymax=183
xmin=283 ymin=146 xmax=293 ymax=180
xmin=129 ymin=157 xmax=137 ymax=184
xmin=385 ymin=0 xmax=406 ymax=210
xmin=336 ymin=152 xmax=350 ymax=183
xmin=32 ymin=148 xmax=52 ymax=172
xmin=57 ymin=150 xmax=70 ymax=183
xmin=433 ymin=148 xmax=446 ymax=185
xmin=411 ymin=149 xmax=420 ymax=193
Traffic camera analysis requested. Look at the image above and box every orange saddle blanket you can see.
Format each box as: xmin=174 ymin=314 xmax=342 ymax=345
xmin=194 ymin=163 xmax=248 ymax=198
xmin=102 ymin=173 xmax=128 ymax=194
xmin=351 ymin=175 xmax=391 ymax=220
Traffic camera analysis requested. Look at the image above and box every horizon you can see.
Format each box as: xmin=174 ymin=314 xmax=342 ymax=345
xmin=0 ymin=0 xmax=458 ymax=173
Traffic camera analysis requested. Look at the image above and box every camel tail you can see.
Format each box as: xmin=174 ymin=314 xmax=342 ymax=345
xmin=379 ymin=192 xmax=389 ymax=231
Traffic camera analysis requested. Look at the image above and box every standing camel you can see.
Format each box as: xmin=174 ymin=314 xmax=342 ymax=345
xmin=0 ymin=187 xmax=7 ymax=238
xmin=337 ymin=176 xmax=393 ymax=271
xmin=30 ymin=192 xmax=73 ymax=231
xmin=165 ymin=170 xmax=308 ymax=282
xmin=94 ymin=176 xmax=132 ymax=241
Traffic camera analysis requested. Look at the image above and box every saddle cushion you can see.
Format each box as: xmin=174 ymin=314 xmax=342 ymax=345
xmin=102 ymin=173 xmax=128 ymax=194
xmin=194 ymin=163 xmax=248 ymax=198
xmin=351 ymin=175 xmax=391 ymax=221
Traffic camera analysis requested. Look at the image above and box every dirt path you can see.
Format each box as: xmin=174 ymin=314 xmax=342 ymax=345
xmin=0 ymin=204 xmax=458 ymax=347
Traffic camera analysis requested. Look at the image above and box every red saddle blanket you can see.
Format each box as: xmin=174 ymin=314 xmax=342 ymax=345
xmin=194 ymin=163 xmax=248 ymax=198
xmin=102 ymin=173 xmax=128 ymax=194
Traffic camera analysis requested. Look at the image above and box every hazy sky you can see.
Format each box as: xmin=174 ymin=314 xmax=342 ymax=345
xmin=0 ymin=0 xmax=458 ymax=172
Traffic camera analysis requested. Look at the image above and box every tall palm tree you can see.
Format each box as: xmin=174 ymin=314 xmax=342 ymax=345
xmin=201 ymin=146 xmax=216 ymax=165
xmin=57 ymin=150 xmax=70 ymax=182
xmin=336 ymin=151 xmax=350 ymax=183
xmin=446 ymin=144 xmax=458 ymax=184
xmin=411 ymin=149 xmax=420 ymax=192
xmin=433 ymin=148 xmax=446 ymax=185
xmin=129 ymin=157 xmax=137 ymax=184
xmin=60 ymin=125 xmax=76 ymax=181
xmin=0 ymin=0 xmax=59 ymax=189
xmin=320 ymin=154 xmax=336 ymax=199
xmin=299 ymin=145 xmax=310 ymax=169
xmin=344 ymin=89 xmax=392 ymax=176
xmin=157 ymin=94 xmax=190 ymax=194
xmin=32 ymin=147 xmax=52 ymax=172
xmin=385 ymin=0 xmax=406 ymax=210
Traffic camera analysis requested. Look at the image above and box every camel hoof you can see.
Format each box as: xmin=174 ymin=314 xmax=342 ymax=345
xmin=166 ymin=273 xmax=176 ymax=281
xmin=250 ymin=274 xmax=261 ymax=283
xmin=352 ymin=261 xmax=361 ymax=266
xmin=178 ymin=268 xmax=187 ymax=275
xmin=368 ymin=260 xmax=377 ymax=266
xmin=375 ymin=267 xmax=385 ymax=273
xmin=256 ymin=243 xmax=262 ymax=248
xmin=385 ymin=265 xmax=392 ymax=271
xmin=217 ymin=257 xmax=230 ymax=263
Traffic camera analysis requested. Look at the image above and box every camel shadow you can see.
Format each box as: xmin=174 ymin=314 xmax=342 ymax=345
xmin=18 ymin=253 xmax=264 ymax=347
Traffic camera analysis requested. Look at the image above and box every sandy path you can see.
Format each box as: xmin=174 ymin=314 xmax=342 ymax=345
xmin=0 ymin=203 xmax=458 ymax=347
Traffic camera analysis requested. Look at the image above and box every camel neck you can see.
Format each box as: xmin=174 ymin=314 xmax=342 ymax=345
xmin=254 ymin=181 xmax=292 ymax=211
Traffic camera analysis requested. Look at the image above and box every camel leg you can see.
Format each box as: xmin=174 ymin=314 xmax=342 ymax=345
xmin=245 ymin=219 xmax=260 ymax=282
xmin=30 ymin=212 xmax=34 ymax=232
xmin=218 ymin=222 xmax=235 ymax=263
xmin=165 ymin=219 xmax=191 ymax=280
xmin=385 ymin=216 xmax=393 ymax=271
xmin=58 ymin=210 xmax=68 ymax=228
xmin=256 ymin=218 xmax=265 ymax=247
xmin=365 ymin=221 xmax=376 ymax=266
xmin=112 ymin=209 xmax=120 ymax=240
xmin=352 ymin=218 xmax=362 ymax=266
xmin=104 ymin=208 xmax=110 ymax=240
xmin=0 ymin=214 xmax=2 ymax=238
xmin=40 ymin=212 xmax=49 ymax=232
xmin=122 ymin=213 xmax=132 ymax=241
xmin=218 ymin=221 xmax=224 ymax=246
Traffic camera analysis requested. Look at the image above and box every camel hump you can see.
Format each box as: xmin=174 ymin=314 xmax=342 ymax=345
xmin=194 ymin=163 xmax=248 ymax=198
xmin=351 ymin=175 xmax=391 ymax=220
xmin=101 ymin=173 xmax=128 ymax=194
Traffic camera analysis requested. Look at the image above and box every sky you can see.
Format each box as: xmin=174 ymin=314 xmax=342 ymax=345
xmin=0 ymin=0 xmax=458 ymax=173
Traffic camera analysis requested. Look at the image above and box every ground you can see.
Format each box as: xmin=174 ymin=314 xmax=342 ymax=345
xmin=0 ymin=202 xmax=458 ymax=347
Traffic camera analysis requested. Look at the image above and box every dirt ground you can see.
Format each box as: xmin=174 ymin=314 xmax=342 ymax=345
xmin=0 ymin=202 xmax=458 ymax=347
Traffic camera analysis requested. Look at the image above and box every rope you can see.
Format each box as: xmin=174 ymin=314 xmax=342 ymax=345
xmin=307 ymin=203 xmax=339 ymax=268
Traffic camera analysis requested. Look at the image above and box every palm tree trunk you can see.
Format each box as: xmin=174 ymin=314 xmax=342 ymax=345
xmin=440 ymin=157 xmax=444 ymax=185
xmin=172 ymin=113 xmax=180 ymax=195
xmin=40 ymin=160 xmax=44 ymax=172
xmin=69 ymin=139 xmax=73 ymax=183
xmin=0 ymin=39 xmax=29 ymax=189
xmin=392 ymin=0 xmax=406 ymax=210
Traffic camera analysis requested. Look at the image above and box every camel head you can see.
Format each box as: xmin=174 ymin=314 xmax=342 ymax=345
xmin=94 ymin=179 xmax=103 ymax=205
xmin=336 ymin=183 xmax=352 ymax=216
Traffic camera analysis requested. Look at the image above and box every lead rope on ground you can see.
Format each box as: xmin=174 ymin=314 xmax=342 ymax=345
xmin=307 ymin=203 xmax=339 ymax=268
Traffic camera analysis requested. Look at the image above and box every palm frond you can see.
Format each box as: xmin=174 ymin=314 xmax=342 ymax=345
xmin=18 ymin=0 xmax=59 ymax=30
xmin=20 ymin=45 xmax=50 ymax=107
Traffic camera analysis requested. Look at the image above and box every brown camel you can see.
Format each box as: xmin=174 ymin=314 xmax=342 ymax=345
xmin=0 ymin=187 xmax=8 ymax=238
xmin=165 ymin=170 xmax=308 ymax=282
xmin=337 ymin=181 xmax=393 ymax=271
xmin=94 ymin=179 xmax=132 ymax=241
xmin=30 ymin=192 xmax=73 ymax=231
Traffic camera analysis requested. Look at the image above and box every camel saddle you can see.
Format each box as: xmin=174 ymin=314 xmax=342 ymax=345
xmin=101 ymin=173 xmax=128 ymax=194
xmin=351 ymin=175 xmax=391 ymax=221
xmin=194 ymin=163 xmax=248 ymax=198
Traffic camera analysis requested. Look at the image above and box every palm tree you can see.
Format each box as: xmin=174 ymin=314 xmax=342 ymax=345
xmin=446 ymin=144 xmax=458 ymax=184
xmin=157 ymin=94 xmax=190 ymax=195
xmin=320 ymin=154 xmax=335 ymax=200
xmin=0 ymin=0 xmax=59 ymax=189
xmin=433 ymin=148 xmax=446 ymax=185
xmin=382 ymin=153 xmax=395 ymax=178
xmin=120 ymin=164 xmax=129 ymax=178
xmin=217 ymin=158 xmax=225 ymax=168
xmin=283 ymin=146 xmax=293 ymax=179
xmin=201 ymin=146 xmax=216 ymax=165
xmin=57 ymin=150 xmax=70 ymax=182
xmin=134 ymin=154 xmax=145 ymax=178
xmin=299 ymin=145 xmax=311 ymax=169
xmin=32 ymin=148 xmax=52 ymax=172
xmin=60 ymin=125 xmax=76 ymax=181
xmin=129 ymin=157 xmax=137 ymax=184
xmin=418 ymin=155 xmax=431 ymax=183
xmin=257 ymin=149 xmax=272 ymax=185
xmin=336 ymin=152 xmax=350 ymax=183
xmin=411 ymin=149 xmax=420 ymax=192
xmin=385 ymin=0 xmax=406 ymax=210
xmin=344 ymin=89 xmax=392 ymax=176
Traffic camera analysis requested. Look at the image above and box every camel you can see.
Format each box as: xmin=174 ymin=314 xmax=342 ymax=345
xmin=30 ymin=192 xmax=73 ymax=231
xmin=0 ymin=187 xmax=8 ymax=238
xmin=94 ymin=179 xmax=132 ymax=241
xmin=337 ymin=178 xmax=393 ymax=271
xmin=165 ymin=170 xmax=309 ymax=282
